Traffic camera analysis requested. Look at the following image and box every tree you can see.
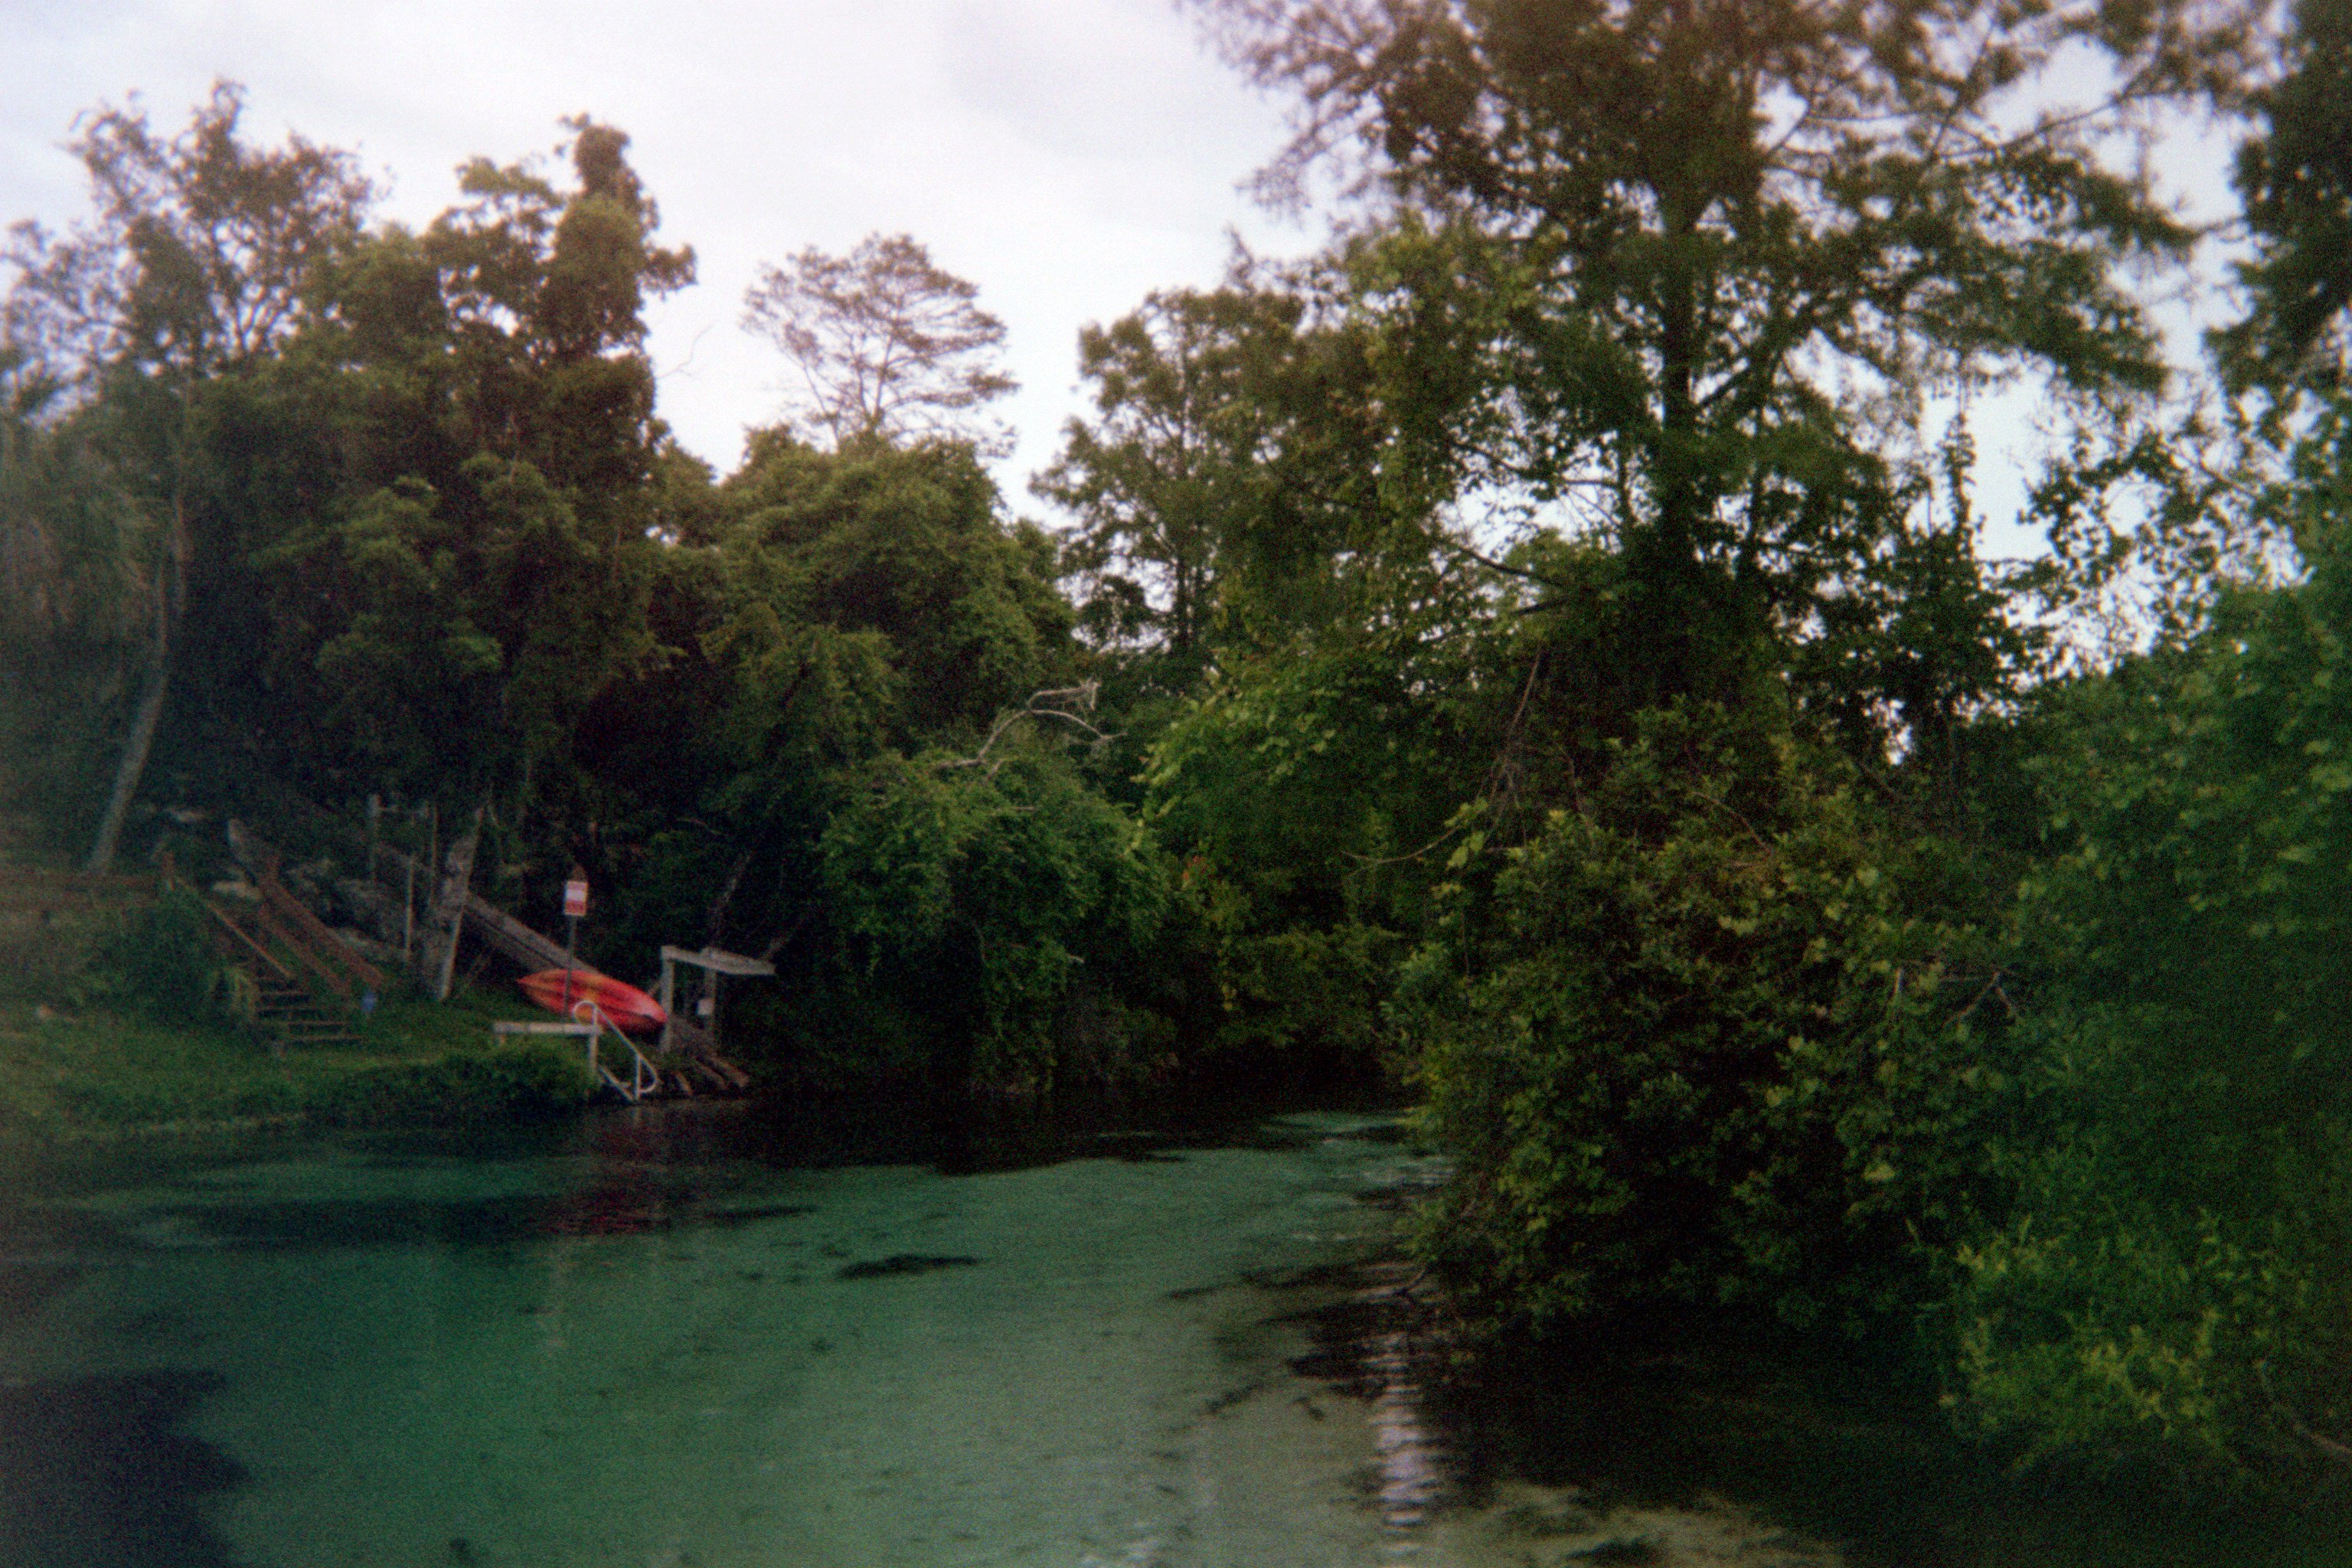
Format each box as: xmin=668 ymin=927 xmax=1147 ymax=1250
xmin=4 ymin=80 xmax=374 ymax=386
xmin=0 ymin=346 xmax=151 ymax=836
xmin=742 ymin=233 xmax=1016 ymax=454
xmin=1402 ymin=696 xmax=2012 ymax=1333
xmin=2220 ymin=0 xmax=2352 ymax=394
xmin=711 ymin=433 xmax=1073 ymax=755
xmin=1952 ymin=436 xmax=2352 ymax=1478
xmin=1037 ymin=275 xmax=1370 ymax=668
xmin=1200 ymin=0 xmax=2246 ymax=702
xmin=243 ymin=119 xmax=694 ymax=813
xmin=2 ymin=80 xmax=374 ymax=867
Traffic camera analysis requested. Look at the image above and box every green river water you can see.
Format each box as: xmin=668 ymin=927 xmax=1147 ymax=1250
xmin=0 ymin=1102 xmax=2343 ymax=1568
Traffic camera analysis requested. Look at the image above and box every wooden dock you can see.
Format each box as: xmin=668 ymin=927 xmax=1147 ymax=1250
xmin=359 ymin=846 xmax=753 ymax=1098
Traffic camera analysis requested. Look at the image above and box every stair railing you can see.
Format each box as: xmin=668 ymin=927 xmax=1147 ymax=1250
xmin=577 ymin=1000 xmax=663 ymax=1103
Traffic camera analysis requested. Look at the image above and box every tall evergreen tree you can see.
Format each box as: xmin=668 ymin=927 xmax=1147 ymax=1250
xmin=2222 ymin=0 xmax=2352 ymax=394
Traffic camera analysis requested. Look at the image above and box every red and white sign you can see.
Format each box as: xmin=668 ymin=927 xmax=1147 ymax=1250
xmin=563 ymin=877 xmax=589 ymax=918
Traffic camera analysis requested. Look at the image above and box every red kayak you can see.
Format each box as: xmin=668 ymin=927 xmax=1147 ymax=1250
xmin=518 ymin=969 xmax=668 ymax=1034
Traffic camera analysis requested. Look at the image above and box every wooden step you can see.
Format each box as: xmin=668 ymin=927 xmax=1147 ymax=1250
xmin=224 ymin=944 xmax=362 ymax=1050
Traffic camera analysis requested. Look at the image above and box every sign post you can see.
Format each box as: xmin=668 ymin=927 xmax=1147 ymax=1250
xmin=562 ymin=867 xmax=589 ymax=1013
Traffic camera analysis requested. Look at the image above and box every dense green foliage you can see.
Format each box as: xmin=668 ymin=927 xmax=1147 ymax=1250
xmin=1945 ymin=405 xmax=2352 ymax=1478
xmin=6 ymin=8 xmax=2351 ymax=1494
xmin=1403 ymin=698 xmax=2013 ymax=1334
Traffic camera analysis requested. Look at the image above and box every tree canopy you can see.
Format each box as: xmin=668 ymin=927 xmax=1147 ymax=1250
xmin=1196 ymin=0 xmax=2239 ymax=695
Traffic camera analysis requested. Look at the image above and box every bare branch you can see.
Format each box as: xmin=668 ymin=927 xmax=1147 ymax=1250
xmin=937 ymin=681 xmax=1120 ymax=776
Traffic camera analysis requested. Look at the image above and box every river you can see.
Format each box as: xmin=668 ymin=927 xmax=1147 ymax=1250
xmin=0 ymin=1101 xmax=2341 ymax=1568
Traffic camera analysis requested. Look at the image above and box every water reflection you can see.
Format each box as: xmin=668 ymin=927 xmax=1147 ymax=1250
xmin=1367 ymin=1322 xmax=1446 ymax=1531
xmin=1282 ymin=1256 xmax=2352 ymax=1568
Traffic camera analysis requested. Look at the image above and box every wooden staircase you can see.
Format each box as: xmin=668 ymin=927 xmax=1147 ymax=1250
xmin=205 ymin=852 xmax=384 ymax=1054
xmin=247 ymin=969 xmax=360 ymax=1049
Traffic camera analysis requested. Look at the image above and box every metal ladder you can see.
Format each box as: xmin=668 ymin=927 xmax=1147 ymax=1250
xmin=579 ymin=1001 xmax=665 ymax=1102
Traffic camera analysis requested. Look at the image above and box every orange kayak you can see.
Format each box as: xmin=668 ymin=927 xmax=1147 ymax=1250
xmin=518 ymin=969 xmax=668 ymax=1034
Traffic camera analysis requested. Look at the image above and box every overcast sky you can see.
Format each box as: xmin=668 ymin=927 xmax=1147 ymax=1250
xmin=3 ymin=0 xmax=2251 ymax=550
xmin=2 ymin=0 xmax=1304 ymax=505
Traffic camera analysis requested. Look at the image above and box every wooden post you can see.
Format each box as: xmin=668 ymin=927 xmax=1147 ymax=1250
xmin=426 ymin=802 xmax=484 ymax=1003
xmin=658 ymin=952 xmax=676 ymax=1054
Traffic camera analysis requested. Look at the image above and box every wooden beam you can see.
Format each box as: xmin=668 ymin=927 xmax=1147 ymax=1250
xmin=205 ymin=902 xmax=296 ymax=982
xmin=661 ymin=1014 xmax=751 ymax=1089
xmin=658 ymin=945 xmax=776 ymax=978
xmin=460 ymin=895 xmax=571 ymax=972
xmin=248 ymin=897 xmax=353 ymax=999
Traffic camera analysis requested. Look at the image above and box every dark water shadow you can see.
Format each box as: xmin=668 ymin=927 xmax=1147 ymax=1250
xmin=5 ymin=1187 xmax=816 ymax=1260
xmin=2 ymin=1089 xmax=1400 ymax=1263
xmin=1285 ymin=1263 xmax=2352 ymax=1568
xmin=2 ymin=1086 xmax=1397 ymax=1262
xmin=0 ymin=1261 xmax=84 ymax=1324
xmin=835 ymin=1253 xmax=982 ymax=1279
xmin=0 ymin=1368 xmax=247 ymax=1568
xmin=151 ymin=1192 xmax=817 ymax=1249
xmin=723 ymin=1083 xmax=1410 ymax=1177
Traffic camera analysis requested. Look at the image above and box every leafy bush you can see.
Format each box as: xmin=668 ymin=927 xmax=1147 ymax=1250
xmin=1951 ymin=1171 xmax=2339 ymax=1483
xmin=0 ymin=908 xmax=107 ymax=1005
xmin=299 ymin=1040 xmax=588 ymax=1127
xmin=1143 ymin=639 xmax=1478 ymax=1067
xmin=85 ymin=885 xmax=231 ymax=1020
xmin=1946 ymin=496 xmax=2352 ymax=1485
xmin=1401 ymin=699 xmax=2014 ymax=1334
xmin=814 ymin=743 xmax=1165 ymax=1093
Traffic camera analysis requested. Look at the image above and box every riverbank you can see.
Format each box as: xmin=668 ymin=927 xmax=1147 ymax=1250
xmin=0 ymin=988 xmax=588 ymax=1148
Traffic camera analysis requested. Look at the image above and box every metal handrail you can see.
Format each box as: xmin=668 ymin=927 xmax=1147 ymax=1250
xmin=576 ymin=1000 xmax=663 ymax=1102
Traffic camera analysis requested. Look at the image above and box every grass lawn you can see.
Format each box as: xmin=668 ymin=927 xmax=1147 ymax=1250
xmin=0 ymin=982 xmax=592 ymax=1145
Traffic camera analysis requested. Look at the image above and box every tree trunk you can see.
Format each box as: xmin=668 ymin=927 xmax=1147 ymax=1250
xmin=84 ymin=484 xmax=189 ymax=873
xmin=422 ymin=802 xmax=487 ymax=1002
xmin=704 ymin=848 xmax=755 ymax=949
